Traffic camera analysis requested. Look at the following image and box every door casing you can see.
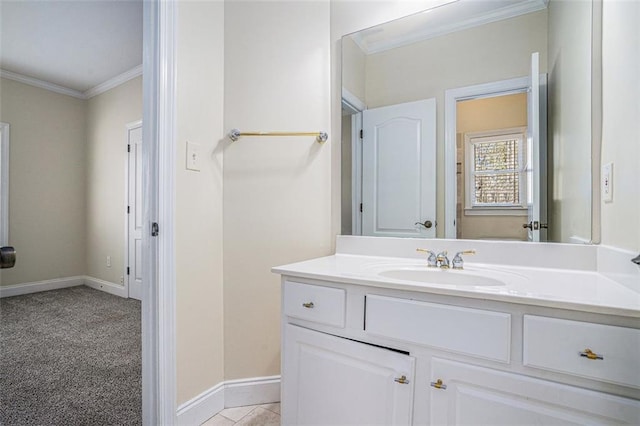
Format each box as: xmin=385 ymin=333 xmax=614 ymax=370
xmin=444 ymin=75 xmax=548 ymax=240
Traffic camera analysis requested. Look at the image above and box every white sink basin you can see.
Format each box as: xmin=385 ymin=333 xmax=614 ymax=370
xmin=378 ymin=267 xmax=506 ymax=286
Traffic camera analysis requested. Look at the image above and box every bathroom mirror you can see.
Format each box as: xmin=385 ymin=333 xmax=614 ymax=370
xmin=341 ymin=0 xmax=595 ymax=244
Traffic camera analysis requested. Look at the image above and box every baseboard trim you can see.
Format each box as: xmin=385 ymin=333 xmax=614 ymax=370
xmin=84 ymin=276 xmax=127 ymax=298
xmin=224 ymin=375 xmax=281 ymax=408
xmin=176 ymin=382 xmax=225 ymax=426
xmin=176 ymin=375 xmax=281 ymax=425
xmin=1 ymin=276 xmax=127 ymax=299
xmin=0 ymin=276 xmax=85 ymax=298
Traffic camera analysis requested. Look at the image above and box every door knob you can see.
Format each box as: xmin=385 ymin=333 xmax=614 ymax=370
xmin=415 ymin=220 xmax=433 ymax=229
xmin=523 ymin=221 xmax=543 ymax=230
xmin=1 ymin=246 xmax=16 ymax=269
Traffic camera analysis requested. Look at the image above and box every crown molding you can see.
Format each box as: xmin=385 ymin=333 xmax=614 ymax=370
xmin=362 ymin=0 xmax=548 ymax=55
xmin=0 ymin=65 xmax=143 ymax=100
xmin=84 ymin=64 xmax=143 ymax=99
xmin=0 ymin=69 xmax=86 ymax=99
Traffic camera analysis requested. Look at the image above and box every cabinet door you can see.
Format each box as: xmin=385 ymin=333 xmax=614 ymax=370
xmin=430 ymin=358 xmax=640 ymax=425
xmin=282 ymin=324 xmax=415 ymax=425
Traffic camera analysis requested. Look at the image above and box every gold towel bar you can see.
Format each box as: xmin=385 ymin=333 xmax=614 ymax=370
xmin=229 ymin=129 xmax=328 ymax=143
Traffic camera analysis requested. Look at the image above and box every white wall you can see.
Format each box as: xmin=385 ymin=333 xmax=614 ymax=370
xmin=223 ymin=0 xmax=331 ymax=380
xmin=600 ymin=0 xmax=640 ymax=252
xmin=86 ymin=76 xmax=142 ymax=285
xmin=175 ymin=0 xmax=226 ymax=405
xmin=0 ymin=78 xmax=87 ymax=286
xmin=547 ymin=0 xmax=592 ymax=243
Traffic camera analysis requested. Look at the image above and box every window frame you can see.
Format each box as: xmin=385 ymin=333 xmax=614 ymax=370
xmin=464 ymin=127 xmax=528 ymax=216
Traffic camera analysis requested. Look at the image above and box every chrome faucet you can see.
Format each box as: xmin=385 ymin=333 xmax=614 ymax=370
xmin=452 ymin=250 xmax=476 ymax=270
xmin=436 ymin=251 xmax=450 ymax=269
xmin=416 ymin=248 xmax=438 ymax=267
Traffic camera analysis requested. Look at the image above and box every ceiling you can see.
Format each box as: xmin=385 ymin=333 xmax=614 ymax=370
xmin=349 ymin=0 xmax=548 ymax=54
xmin=0 ymin=0 xmax=143 ymax=93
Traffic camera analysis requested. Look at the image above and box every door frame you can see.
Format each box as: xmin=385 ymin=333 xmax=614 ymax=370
xmin=142 ymin=0 xmax=177 ymax=424
xmin=341 ymin=88 xmax=365 ymax=235
xmin=444 ymin=75 xmax=547 ymax=239
xmin=0 ymin=122 xmax=9 ymax=246
xmin=125 ymin=120 xmax=142 ymax=300
xmin=351 ymin=113 xmax=363 ymax=235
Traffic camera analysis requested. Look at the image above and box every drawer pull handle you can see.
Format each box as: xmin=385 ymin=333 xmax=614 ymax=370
xmin=430 ymin=379 xmax=447 ymax=390
xmin=394 ymin=375 xmax=410 ymax=385
xmin=580 ymin=349 xmax=604 ymax=360
xmin=302 ymin=302 xmax=314 ymax=309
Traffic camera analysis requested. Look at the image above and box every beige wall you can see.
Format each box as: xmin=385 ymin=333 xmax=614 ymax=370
xmin=175 ymin=1 xmax=226 ymax=404
xmin=0 ymin=78 xmax=87 ymax=286
xmin=223 ymin=0 xmax=331 ymax=380
xmin=600 ymin=0 xmax=640 ymax=252
xmin=86 ymin=76 xmax=142 ymax=284
xmin=363 ymin=11 xmax=548 ymax=237
xmin=547 ymin=0 xmax=592 ymax=243
xmin=341 ymin=35 xmax=366 ymax=104
xmin=456 ymin=94 xmax=528 ymax=241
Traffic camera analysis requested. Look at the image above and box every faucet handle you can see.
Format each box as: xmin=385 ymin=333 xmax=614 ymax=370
xmin=436 ymin=251 xmax=450 ymax=269
xmin=452 ymin=250 xmax=476 ymax=270
xmin=416 ymin=248 xmax=438 ymax=267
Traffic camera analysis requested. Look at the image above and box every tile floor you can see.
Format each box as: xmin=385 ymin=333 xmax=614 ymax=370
xmin=202 ymin=403 xmax=280 ymax=426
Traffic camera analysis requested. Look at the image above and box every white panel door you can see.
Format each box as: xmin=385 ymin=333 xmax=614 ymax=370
xmin=526 ymin=52 xmax=541 ymax=241
xmin=282 ymin=324 xmax=415 ymax=426
xmin=362 ymin=99 xmax=436 ymax=238
xmin=430 ymin=358 xmax=640 ymax=425
xmin=127 ymin=122 xmax=143 ymax=300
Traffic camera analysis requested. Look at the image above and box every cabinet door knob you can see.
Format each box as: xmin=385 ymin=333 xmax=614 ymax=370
xmin=430 ymin=379 xmax=447 ymax=390
xmin=580 ymin=348 xmax=604 ymax=360
xmin=394 ymin=375 xmax=410 ymax=384
xmin=302 ymin=302 xmax=314 ymax=309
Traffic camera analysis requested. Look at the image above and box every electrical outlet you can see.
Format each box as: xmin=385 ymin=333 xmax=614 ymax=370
xmin=120 ymin=276 xmax=124 ymax=284
xmin=602 ymin=162 xmax=613 ymax=203
xmin=106 ymin=256 xmax=111 ymax=267
xmin=186 ymin=141 xmax=201 ymax=171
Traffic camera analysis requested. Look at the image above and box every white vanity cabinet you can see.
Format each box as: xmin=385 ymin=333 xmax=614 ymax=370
xmin=283 ymin=324 xmax=415 ymax=425
xmin=429 ymin=358 xmax=639 ymax=425
xmin=280 ymin=278 xmax=640 ymax=425
xmin=281 ymin=281 xmax=416 ymax=425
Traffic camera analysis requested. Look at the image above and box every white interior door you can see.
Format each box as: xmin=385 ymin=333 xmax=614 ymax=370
xmin=526 ymin=52 xmax=541 ymax=242
xmin=127 ymin=121 xmax=143 ymax=300
xmin=362 ymin=99 xmax=436 ymax=238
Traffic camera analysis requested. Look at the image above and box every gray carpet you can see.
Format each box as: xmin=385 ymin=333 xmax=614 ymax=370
xmin=0 ymin=286 xmax=141 ymax=425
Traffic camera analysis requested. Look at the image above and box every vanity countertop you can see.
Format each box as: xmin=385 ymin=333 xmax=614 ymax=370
xmin=273 ymin=253 xmax=640 ymax=318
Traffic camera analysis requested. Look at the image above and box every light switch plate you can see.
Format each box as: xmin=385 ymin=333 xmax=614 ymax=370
xmin=186 ymin=141 xmax=201 ymax=171
xmin=602 ymin=162 xmax=613 ymax=203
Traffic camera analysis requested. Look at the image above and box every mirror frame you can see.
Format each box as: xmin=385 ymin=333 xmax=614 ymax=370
xmin=590 ymin=0 xmax=603 ymax=244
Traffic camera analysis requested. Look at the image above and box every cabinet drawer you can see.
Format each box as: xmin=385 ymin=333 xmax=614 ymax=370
xmin=524 ymin=315 xmax=640 ymax=389
xmin=365 ymin=294 xmax=511 ymax=362
xmin=283 ymin=281 xmax=346 ymax=328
